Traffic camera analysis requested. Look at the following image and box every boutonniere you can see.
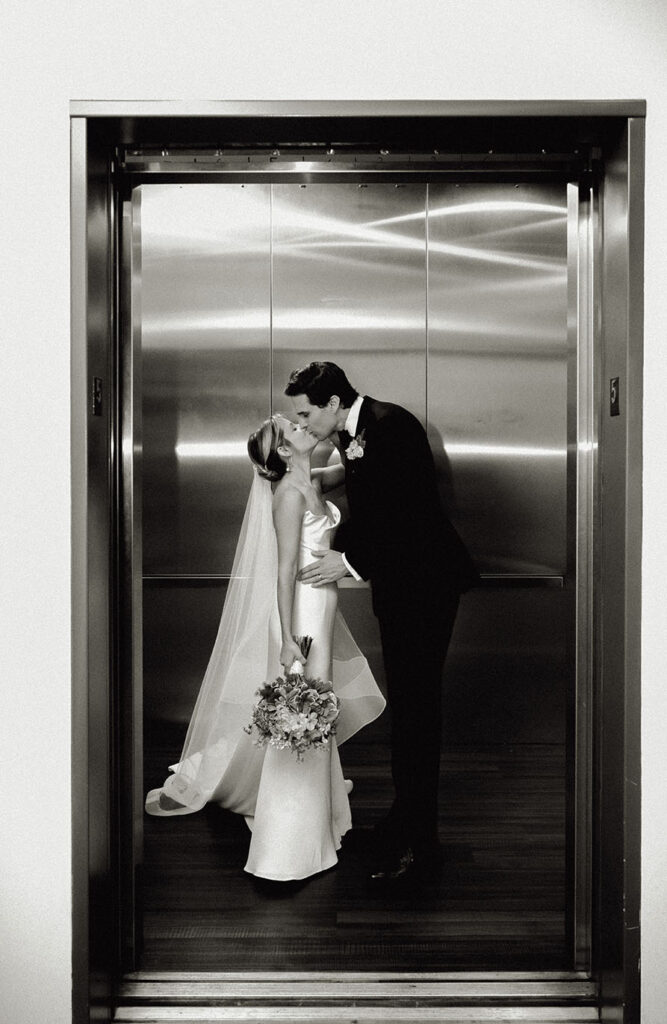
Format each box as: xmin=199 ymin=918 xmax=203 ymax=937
xmin=345 ymin=429 xmax=366 ymax=460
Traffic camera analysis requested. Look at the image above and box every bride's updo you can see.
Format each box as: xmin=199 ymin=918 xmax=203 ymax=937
xmin=247 ymin=416 xmax=288 ymax=482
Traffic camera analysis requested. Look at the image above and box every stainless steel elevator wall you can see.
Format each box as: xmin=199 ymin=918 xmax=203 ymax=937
xmin=427 ymin=183 xmax=568 ymax=574
xmin=135 ymin=183 xmax=570 ymax=744
xmin=138 ymin=184 xmax=271 ymax=574
xmin=271 ymin=184 xmax=428 ymax=420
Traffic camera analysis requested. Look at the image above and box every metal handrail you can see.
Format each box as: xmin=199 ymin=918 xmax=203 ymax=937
xmin=142 ymin=572 xmax=565 ymax=588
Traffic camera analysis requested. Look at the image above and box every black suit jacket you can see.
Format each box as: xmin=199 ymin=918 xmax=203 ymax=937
xmin=336 ymin=396 xmax=479 ymax=614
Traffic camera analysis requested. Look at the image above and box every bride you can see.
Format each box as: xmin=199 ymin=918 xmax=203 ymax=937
xmin=145 ymin=413 xmax=385 ymax=881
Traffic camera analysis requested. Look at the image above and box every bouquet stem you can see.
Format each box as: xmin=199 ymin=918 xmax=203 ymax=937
xmin=293 ymin=635 xmax=313 ymax=659
xmin=290 ymin=635 xmax=313 ymax=675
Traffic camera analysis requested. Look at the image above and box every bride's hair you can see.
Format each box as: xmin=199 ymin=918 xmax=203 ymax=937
xmin=247 ymin=416 xmax=288 ymax=482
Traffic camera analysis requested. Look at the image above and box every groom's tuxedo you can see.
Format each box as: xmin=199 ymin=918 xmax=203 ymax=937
xmin=336 ymin=396 xmax=479 ymax=849
xmin=337 ymin=396 xmax=478 ymax=609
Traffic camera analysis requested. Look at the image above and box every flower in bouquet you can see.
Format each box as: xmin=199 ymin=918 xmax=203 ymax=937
xmin=245 ymin=635 xmax=340 ymax=761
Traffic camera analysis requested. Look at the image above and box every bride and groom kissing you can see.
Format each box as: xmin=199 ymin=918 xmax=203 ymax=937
xmin=146 ymin=361 xmax=478 ymax=886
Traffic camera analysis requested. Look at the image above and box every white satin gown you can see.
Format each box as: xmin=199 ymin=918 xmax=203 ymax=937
xmin=146 ymin=500 xmax=385 ymax=881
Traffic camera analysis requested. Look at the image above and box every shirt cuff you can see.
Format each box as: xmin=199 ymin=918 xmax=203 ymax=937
xmin=341 ymin=552 xmax=362 ymax=581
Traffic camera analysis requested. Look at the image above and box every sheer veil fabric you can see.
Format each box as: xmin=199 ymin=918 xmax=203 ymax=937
xmin=145 ymin=470 xmax=385 ymax=819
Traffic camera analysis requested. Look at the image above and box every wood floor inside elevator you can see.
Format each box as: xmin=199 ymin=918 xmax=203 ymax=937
xmin=139 ymin=716 xmax=568 ymax=972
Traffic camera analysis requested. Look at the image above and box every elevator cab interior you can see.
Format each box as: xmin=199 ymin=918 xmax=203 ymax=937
xmin=134 ymin=173 xmax=577 ymax=973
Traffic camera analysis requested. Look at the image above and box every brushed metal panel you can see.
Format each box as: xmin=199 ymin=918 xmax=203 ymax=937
xmin=567 ymin=182 xmax=595 ymax=969
xmin=70 ymin=114 xmax=97 ymax=1023
xmin=443 ymin=588 xmax=570 ymax=746
xmin=271 ymin=184 xmax=427 ymax=423
xmin=596 ymin=119 xmax=644 ymax=1023
xmin=122 ymin=198 xmax=145 ymax=964
xmin=427 ymin=183 xmax=569 ymax=575
xmin=135 ymin=184 xmax=271 ymax=574
xmin=143 ymin=583 xmax=232 ymax=724
xmin=142 ymin=584 xmax=569 ymax=746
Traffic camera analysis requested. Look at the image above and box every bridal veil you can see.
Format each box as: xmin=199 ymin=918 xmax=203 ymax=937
xmin=146 ymin=470 xmax=385 ymax=816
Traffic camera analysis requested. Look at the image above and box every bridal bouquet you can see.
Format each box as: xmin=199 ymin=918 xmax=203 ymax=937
xmin=246 ymin=636 xmax=340 ymax=761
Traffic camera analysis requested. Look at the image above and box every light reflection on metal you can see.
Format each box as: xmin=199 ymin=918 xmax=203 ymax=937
xmin=446 ymin=443 xmax=565 ymax=458
xmin=137 ymin=183 xmax=271 ymax=574
xmin=260 ymin=207 xmax=564 ymax=273
xmin=364 ymin=199 xmax=568 ymax=229
xmin=137 ymin=188 xmax=565 ymax=279
xmin=174 ymin=440 xmax=571 ymax=460
xmin=144 ymin=306 xmax=567 ymax=342
xmin=133 ymin=183 xmax=270 ymax=248
xmin=140 ymin=181 xmax=571 ymax=576
xmin=279 ymin=235 xmax=562 ymax=273
xmin=427 ymin=182 xmax=569 ymax=574
xmin=270 ymin=183 xmax=427 ymax=420
xmin=145 ymin=310 xmax=419 ymax=336
xmin=175 ymin=442 xmax=249 ymax=458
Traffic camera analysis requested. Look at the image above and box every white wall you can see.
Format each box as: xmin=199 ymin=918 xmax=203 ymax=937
xmin=2 ymin=2 xmax=666 ymax=1021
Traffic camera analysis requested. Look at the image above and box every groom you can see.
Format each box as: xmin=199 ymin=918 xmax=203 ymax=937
xmin=285 ymin=361 xmax=478 ymax=884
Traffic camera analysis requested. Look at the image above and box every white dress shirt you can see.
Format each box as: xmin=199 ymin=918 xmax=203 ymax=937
xmin=344 ymin=394 xmax=364 ymax=438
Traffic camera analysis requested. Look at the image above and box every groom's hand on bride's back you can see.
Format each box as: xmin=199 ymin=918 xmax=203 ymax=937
xmin=298 ymin=549 xmax=348 ymax=587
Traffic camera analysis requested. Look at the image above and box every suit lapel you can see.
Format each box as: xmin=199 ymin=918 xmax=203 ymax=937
xmin=341 ymin=396 xmax=375 ymax=477
xmin=356 ymin=395 xmax=374 ymax=435
xmin=337 ymin=428 xmax=351 ymax=451
xmin=338 ymin=396 xmax=373 ymax=459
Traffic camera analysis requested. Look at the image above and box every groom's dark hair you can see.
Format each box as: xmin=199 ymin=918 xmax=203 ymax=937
xmin=285 ymin=361 xmax=358 ymax=408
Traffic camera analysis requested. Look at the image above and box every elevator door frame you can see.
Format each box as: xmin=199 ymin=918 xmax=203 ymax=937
xmin=70 ymin=101 xmax=644 ymax=1024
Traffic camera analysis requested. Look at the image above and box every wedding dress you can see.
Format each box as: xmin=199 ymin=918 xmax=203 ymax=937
xmin=145 ymin=473 xmax=385 ymax=881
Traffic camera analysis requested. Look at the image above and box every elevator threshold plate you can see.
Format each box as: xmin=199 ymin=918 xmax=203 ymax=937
xmin=116 ymin=974 xmax=597 ymax=1021
xmin=114 ymin=1008 xmax=598 ymax=1023
xmin=118 ymin=980 xmax=595 ymax=1000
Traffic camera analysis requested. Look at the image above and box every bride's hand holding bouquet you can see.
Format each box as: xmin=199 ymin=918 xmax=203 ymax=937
xmin=280 ymin=637 xmax=306 ymax=674
xmin=246 ymin=635 xmax=341 ymax=762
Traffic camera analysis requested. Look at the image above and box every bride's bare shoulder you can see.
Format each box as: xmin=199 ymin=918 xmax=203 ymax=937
xmin=272 ymin=480 xmax=307 ymax=515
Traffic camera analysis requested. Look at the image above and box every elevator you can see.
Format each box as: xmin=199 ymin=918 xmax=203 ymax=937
xmin=71 ymin=102 xmax=644 ymax=1023
xmin=131 ymin=177 xmax=581 ymax=968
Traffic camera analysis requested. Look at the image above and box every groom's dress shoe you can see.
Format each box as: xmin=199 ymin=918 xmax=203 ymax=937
xmin=368 ymin=846 xmax=415 ymax=883
xmin=368 ymin=842 xmax=444 ymax=887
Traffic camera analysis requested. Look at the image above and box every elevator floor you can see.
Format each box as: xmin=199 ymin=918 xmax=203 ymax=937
xmin=139 ymin=718 xmax=567 ymax=971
